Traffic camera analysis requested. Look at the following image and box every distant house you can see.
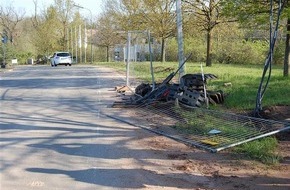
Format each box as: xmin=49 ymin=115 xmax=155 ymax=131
xmin=114 ymin=36 xmax=161 ymax=62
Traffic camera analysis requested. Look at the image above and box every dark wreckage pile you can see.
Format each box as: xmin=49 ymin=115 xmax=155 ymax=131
xmin=134 ymin=72 xmax=224 ymax=107
xmin=116 ymin=54 xmax=225 ymax=107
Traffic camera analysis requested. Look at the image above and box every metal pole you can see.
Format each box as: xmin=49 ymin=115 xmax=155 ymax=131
xmin=201 ymin=64 xmax=209 ymax=108
xmin=73 ymin=4 xmax=93 ymax=64
xmin=215 ymin=126 xmax=290 ymax=152
xmin=126 ymin=32 xmax=131 ymax=86
xmin=84 ymin=22 xmax=87 ymax=63
xmin=71 ymin=28 xmax=74 ymax=62
xmin=147 ymin=30 xmax=155 ymax=90
xmin=90 ymin=12 xmax=93 ymax=63
xmin=75 ymin=26 xmax=78 ymax=63
xmin=79 ymin=24 xmax=82 ymax=63
xmin=176 ymin=0 xmax=185 ymax=81
xmin=134 ymin=45 xmax=136 ymax=62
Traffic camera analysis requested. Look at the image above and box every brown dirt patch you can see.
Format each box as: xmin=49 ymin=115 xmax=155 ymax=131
xmin=261 ymin=105 xmax=290 ymax=121
xmin=134 ymin=105 xmax=290 ymax=189
xmin=139 ymin=132 xmax=290 ymax=190
xmin=262 ymin=106 xmax=290 ymax=164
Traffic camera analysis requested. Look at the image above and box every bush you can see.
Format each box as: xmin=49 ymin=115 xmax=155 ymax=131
xmin=166 ymin=38 xmax=178 ymax=61
xmin=184 ymin=37 xmax=207 ymax=62
xmin=166 ymin=35 xmax=268 ymax=65
xmin=273 ymin=39 xmax=286 ymax=65
xmin=214 ymin=40 xmax=268 ymax=65
xmin=166 ymin=36 xmax=207 ymax=62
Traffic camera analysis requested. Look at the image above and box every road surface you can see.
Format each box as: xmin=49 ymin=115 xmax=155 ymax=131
xmin=0 ymin=65 xmax=212 ymax=190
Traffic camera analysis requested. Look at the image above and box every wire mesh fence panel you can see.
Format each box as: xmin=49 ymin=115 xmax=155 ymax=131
xmin=108 ymin=100 xmax=290 ymax=152
xmin=124 ymin=31 xmax=155 ymax=89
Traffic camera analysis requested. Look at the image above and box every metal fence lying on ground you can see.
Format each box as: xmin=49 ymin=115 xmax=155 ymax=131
xmin=111 ymin=100 xmax=290 ymax=152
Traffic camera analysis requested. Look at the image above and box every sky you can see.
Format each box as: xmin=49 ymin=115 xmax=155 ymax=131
xmin=1 ymin=0 xmax=104 ymax=17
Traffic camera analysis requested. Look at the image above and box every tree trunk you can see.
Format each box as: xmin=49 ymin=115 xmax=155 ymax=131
xmin=161 ymin=38 xmax=166 ymax=62
xmin=206 ymin=29 xmax=213 ymax=66
xmin=63 ymin=23 xmax=66 ymax=51
xmin=106 ymin=46 xmax=110 ymax=62
xmin=284 ymin=18 xmax=290 ymax=77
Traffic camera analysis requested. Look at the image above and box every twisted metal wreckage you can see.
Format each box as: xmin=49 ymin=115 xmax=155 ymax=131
xmin=120 ymin=53 xmax=224 ymax=107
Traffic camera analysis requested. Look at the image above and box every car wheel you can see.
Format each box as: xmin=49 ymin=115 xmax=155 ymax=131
xmin=69 ymin=64 xmax=71 ymax=66
xmin=65 ymin=64 xmax=67 ymax=66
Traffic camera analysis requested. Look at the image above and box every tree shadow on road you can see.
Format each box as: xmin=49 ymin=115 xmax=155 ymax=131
xmin=26 ymin=167 xmax=290 ymax=190
xmin=26 ymin=167 xmax=209 ymax=189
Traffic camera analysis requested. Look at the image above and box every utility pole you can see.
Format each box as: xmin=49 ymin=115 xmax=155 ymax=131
xmin=176 ymin=0 xmax=185 ymax=81
xmin=73 ymin=4 xmax=93 ymax=64
xmin=126 ymin=32 xmax=131 ymax=87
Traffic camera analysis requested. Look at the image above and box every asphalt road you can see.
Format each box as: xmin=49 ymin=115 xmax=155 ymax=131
xmin=0 ymin=65 xmax=211 ymax=190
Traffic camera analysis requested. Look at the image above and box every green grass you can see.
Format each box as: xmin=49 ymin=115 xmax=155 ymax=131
xmin=200 ymin=64 xmax=290 ymax=110
xmin=172 ymin=106 xmax=281 ymax=164
xmin=174 ymin=107 xmax=254 ymax=136
xmin=234 ymin=137 xmax=281 ymax=164
xmin=95 ymin=61 xmax=290 ymax=110
xmin=94 ymin=61 xmax=289 ymax=163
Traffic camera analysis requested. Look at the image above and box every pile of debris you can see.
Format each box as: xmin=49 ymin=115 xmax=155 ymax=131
xmin=134 ymin=73 xmax=224 ymax=107
xmin=115 ymin=54 xmax=225 ymax=107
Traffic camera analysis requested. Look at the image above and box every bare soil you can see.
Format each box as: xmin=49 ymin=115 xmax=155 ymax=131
xmin=134 ymin=105 xmax=290 ymax=189
xmin=260 ymin=105 xmax=290 ymax=121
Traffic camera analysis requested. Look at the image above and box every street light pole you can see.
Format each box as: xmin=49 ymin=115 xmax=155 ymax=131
xmin=73 ymin=4 xmax=93 ymax=64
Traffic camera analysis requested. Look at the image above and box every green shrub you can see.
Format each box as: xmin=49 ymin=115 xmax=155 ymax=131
xmin=166 ymin=36 xmax=207 ymax=62
xmin=273 ymin=40 xmax=286 ymax=65
xmin=184 ymin=37 xmax=207 ymax=62
xmin=166 ymin=38 xmax=178 ymax=61
xmin=214 ymin=40 xmax=268 ymax=65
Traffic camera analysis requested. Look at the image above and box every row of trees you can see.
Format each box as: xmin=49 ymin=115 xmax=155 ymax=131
xmin=0 ymin=0 xmax=289 ymax=76
xmin=99 ymin=0 xmax=289 ymax=75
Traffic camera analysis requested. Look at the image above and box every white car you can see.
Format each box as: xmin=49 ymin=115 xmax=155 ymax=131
xmin=50 ymin=52 xmax=72 ymax=67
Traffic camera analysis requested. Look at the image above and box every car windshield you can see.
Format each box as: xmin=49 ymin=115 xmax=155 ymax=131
xmin=57 ymin=53 xmax=70 ymax=57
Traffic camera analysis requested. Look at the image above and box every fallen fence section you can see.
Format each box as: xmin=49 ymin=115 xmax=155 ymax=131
xmin=109 ymin=101 xmax=290 ymax=152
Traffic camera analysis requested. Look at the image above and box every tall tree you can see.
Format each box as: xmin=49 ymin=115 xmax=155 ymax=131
xmin=32 ymin=5 xmax=62 ymax=54
xmin=221 ymin=0 xmax=289 ymax=76
xmin=105 ymin=0 xmax=177 ymax=62
xmin=95 ymin=11 xmax=122 ymax=62
xmin=54 ymin=0 xmax=75 ymax=51
xmin=183 ymin=0 xmax=229 ymax=66
xmin=32 ymin=0 xmax=78 ymax=55
xmin=0 ymin=4 xmax=25 ymax=45
xmin=140 ymin=0 xmax=177 ymax=62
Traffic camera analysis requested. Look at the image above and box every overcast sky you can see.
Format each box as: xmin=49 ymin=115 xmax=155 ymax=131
xmin=1 ymin=0 xmax=104 ymax=17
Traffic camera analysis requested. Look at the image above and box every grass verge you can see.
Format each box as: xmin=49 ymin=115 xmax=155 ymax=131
xmin=94 ymin=61 xmax=290 ymax=110
xmin=234 ymin=137 xmax=281 ymax=164
xmin=94 ymin=61 xmax=289 ymax=163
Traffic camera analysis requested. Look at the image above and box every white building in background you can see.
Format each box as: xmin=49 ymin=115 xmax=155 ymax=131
xmin=114 ymin=38 xmax=161 ymax=62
